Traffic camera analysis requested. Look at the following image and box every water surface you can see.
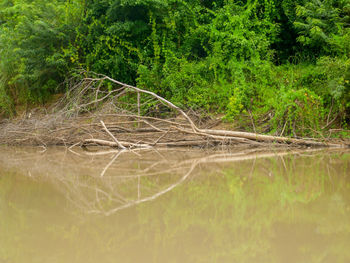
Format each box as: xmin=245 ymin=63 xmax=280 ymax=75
xmin=0 ymin=147 xmax=349 ymax=263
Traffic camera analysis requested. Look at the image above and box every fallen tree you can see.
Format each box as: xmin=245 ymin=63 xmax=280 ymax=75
xmin=0 ymin=72 xmax=348 ymax=149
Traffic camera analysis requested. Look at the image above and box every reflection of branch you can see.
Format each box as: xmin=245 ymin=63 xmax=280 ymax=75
xmin=2 ymin=147 xmax=347 ymax=217
xmin=100 ymin=150 xmax=125 ymax=177
xmin=94 ymin=160 xmax=200 ymax=216
xmin=76 ymin=148 xmax=330 ymax=215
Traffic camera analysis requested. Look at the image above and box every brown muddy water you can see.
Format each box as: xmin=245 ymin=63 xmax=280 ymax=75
xmin=0 ymin=146 xmax=349 ymax=263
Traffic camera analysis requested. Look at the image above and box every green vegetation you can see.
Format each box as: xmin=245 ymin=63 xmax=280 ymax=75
xmin=1 ymin=0 xmax=349 ymax=136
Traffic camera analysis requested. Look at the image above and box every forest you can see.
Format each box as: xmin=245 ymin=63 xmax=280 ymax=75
xmin=0 ymin=0 xmax=350 ymax=137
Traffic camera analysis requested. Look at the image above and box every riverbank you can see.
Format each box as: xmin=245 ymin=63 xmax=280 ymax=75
xmin=1 ymin=75 xmax=349 ymax=149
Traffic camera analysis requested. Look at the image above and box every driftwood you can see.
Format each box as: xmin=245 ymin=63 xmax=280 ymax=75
xmin=0 ymin=72 xmax=348 ymax=149
xmin=78 ymin=74 xmax=347 ymax=149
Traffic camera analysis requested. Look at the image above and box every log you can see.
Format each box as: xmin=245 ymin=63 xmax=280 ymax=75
xmin=83 ymin=139 xmax=151 ymax=148
xmin=198 ymin=129 xmax=343 ymax=147
xmin=83 ymin=138 xmax=222 ymax=148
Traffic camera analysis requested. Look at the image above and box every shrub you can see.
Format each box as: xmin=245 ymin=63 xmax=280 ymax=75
xmin=272 ymin=88 xmax=323 ymax=136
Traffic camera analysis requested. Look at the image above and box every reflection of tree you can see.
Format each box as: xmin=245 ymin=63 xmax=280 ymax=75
xmin=62 ymin=148 xmax=350 ymax=216
xmin=133 ymin=151 xmax=350 ymax=263
xmin=0 ymin=148 xmax=348 ymax=215
xmin=0 ymin=147 xmax=337 ymax=216
xmin=0 ymin=148 xmax=350 ymax=263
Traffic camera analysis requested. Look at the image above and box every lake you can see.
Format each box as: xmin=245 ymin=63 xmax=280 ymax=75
xmin=0 ymin=146 xmax=349 ymax=263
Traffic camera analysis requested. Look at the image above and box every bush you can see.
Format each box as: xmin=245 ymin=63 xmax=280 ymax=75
xmin=296 ymin=57 xmax=350 ymax=125
xmin=272 ymin=88 xmax=323 ymax=136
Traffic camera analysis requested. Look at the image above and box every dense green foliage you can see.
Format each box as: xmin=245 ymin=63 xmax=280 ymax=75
xmin=0 ymin=0 xmax=349 ymax=135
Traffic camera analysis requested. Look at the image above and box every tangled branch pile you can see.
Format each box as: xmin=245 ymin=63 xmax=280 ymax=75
xmin=0 ymin=73 xmax=348 ymax=149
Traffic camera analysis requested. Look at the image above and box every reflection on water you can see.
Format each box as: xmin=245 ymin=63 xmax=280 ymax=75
xmin=0 ymin=146 xmax=349 ymax=263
